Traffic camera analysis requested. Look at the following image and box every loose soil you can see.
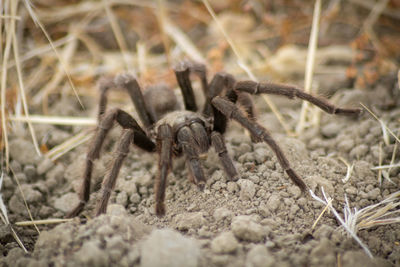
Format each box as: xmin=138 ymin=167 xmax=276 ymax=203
xmin=1 ymin=83 xmax=399 ymax=267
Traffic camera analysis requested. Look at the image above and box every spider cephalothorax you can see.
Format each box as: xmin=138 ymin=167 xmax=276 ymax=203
xmin=67 ymin=61 xmax=361 ymax=218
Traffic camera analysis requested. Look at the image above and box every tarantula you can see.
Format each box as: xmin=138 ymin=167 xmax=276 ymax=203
xmin=67 ymin=61 xmax=361 ymax=218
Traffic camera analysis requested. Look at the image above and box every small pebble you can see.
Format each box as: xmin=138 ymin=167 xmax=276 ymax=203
xmin=211 ymin=232 xmax=239 ymax=254
xmin=231 ymin=216 xmax=264 ymax=242
xmin=174 ymin=212 xmax=206 ymax=231
xmin=141 ymin=229 xmax=200 ymax=267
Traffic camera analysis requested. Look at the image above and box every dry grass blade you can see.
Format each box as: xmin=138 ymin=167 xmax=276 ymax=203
xmin=309 ymin=188 xmax=373 ymax=258
xmin=312 ymin=197 xmax=332 ymax=230
xmin=31 ymin=35 xmax=78 ymax=106
xmin=23 ymin=0 xmax=84 ymax=108
xmin=9 ymin=115 xmax=97 ymax=126
xmin=102 ymin=0 xmax=133 ymax=72
xmin=15 ymin=218 xmax=74 ymax=226
xmin=0 ymin=172 xmax=28 ymax=253
xmin=202 ymin=0 xmax=293 ymax=136
xmin=361 ymin=103 xmax=400 ymax=144
xmin=47 ymin=130 xmax=93 ymax=161
xmin=296 ymin=0 xmax=321 ymax=134
xmin=371 ymin=162 xmax=400 ymax=170
xmin=11 ymin=0 xmax=41 ymax=157
xmin=1 ymin=0 xmax=13 ymax=170
xmin=338 ymin=157 xmax=355 ymax=183
xmin=163 ymin=19 xmax=205 ymax=63
xmin=344 ymin=191 xmax=400 ymax=231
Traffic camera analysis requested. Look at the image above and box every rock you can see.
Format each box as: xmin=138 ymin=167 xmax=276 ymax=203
xmin=287 ymin=185 xmax=302 ymax=199
xmin=24 ymin=165 xmax=37 ymax=181
xmin=107 ymin=204 xmax=128 ymax=216
xmin=141 ymin=229 xmax=200 ymax=267
xmin=213 ymin=207 xmax=233 ymax=222
xmin=129 ymin=193 xmax=141 ymax=204
xmin=9 ymin=139 xmax=41 ymax=165
xmin=345 ymin=186 xmax=357 ymax=195
xmin=313 ymin=225 xmax=334 ymax=240
xmin=367 ymin=188 xmax=381 ymax=200
xmin=116 ymin=178 xmax=137 ymax=196
xmin=53 ymin=192 xmax=80 ymax=213
xmin=309 ymin=238 xmax=336 ymax=266
xmin=231 ymin=216 xmax=265 ymax=242
xmin=132 ymin=171 xmax=152 ymax=187
xmin=337 ymin=139 xmax=355 ymax=153
xmin=174 ymin=212 xmax=206 ymax=231
xmin=245 ymin=244 xmax=274 ymax=267
xmin=116 ymin=191 xmax=128 ymax=206
xmin=45 ymin=164 xmax=65 ymax=183
xmin=321 ymin=122 xmax=342 ymax=138
xmin=19 ymin=184 xmax=43 ymax=202
xmin=211 ymin=232 xmax=239 ymax=254
xmin=238 ymin=179 xmax=256 ymax=200
xmin=74 ymin=241 xmax=109 ymax=266
xmin=342 ymin=250 xmax=391 ymax=267
xmin=267 ymin=193 xmax=281 ymax=212
xmin=306 ymin=175 xmax=334 ymax=196
xmin=350 ymin=144 xmax=369 ymax=158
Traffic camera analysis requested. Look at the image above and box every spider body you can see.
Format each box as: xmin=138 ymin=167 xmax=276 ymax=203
xmin=67 ymin=61 xmax=362 ymax=218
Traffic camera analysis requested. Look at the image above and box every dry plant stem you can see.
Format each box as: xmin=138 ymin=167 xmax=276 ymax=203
xmin=32 ymin=36 xmax=78 ymax=107
xmin=156 ymin=0 xmax=171 ymax=66
xmin=9 ymin=115 xmax=96 ymax=126
xmin=11 ymin=0 xmax=41 ymax=157
xmin=15 ymin=218 xmax=73 ymax=226
xmin=1 ymin=0 xmax=13 ymax=170
xmin=309 ymin=188 xmax=373 ymax=258
xmin=23 ymin=0 xmax=84 ymax=108
xmin=47 ymin=131 xmax=92 ymax=161
xmin=361 ymin=103 xmax=400 ymax=143
xmin=296 ymin=0 xmax=321 ymax=134
xmin=0 ymin=173 xmax=27 ymax=253
xmin=102 ymin=0 xmax=133 ymax=72
xmin=163 ymin=19 xmax=205 ymax=63
xmin=8 ymin=166 xmax=40 ymax=234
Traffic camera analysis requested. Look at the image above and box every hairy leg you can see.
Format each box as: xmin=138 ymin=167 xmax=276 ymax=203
xmin=174 ymin=62 xmax=198 ymax=112
xmin=96 ymin=129 xmax=134 ymax=215
xmin=235 ymin=81 xmax=362 ymax=116
xmin=211 ymin=131 xmax=239 ymax=181
xmin=176 ymin=126 xmax=206 ymax=189
xmin=67 ymin=109 xmax=155 ymax=218
xmin=211 ymin=96 xmax=307 ymax=191
xmin=154 ymin=124 xmax=173 ymax=216
xmin=114 ymin=74 xmax=155 ymax=127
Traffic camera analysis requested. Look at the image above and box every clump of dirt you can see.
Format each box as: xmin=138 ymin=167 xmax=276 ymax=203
xmin=1 ymin=86 xmax=399 ymax=267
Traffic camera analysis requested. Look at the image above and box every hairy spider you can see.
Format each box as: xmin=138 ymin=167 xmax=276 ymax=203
xmin=67 ymin=61 xmax=362 ymax=218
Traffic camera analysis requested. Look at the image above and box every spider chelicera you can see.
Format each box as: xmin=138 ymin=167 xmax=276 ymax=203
xmin=67 ymin=61 xmax=361 ymax=218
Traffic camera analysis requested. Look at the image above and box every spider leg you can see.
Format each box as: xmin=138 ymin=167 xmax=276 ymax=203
xmin=155 ymin=124 xmax=173 ymax=216
xmin=211 ymin=96 xmax=307 ymax=191
xmin=235 ymin=81 xmax=363 ymax=116
xmin=96 ymin=129 xmax=134 ymax=216
xmin=114 ymin=74 xmax=155 ymax=127
xmin=211 ymin=131 xmax=239 ymax=181
xmin=176 ymin=126 xmax=206 ymax=190
xmin=67 ymin=108 xmax=155 ymax=218
xmin=174 ymin=62 xmax=198 ymax=112
xmin=187 ymin=61 xmax=208 ymax=97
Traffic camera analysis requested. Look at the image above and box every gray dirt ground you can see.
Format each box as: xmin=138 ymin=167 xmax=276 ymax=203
xmin=1 ymin=84 xmax=400 ymax=267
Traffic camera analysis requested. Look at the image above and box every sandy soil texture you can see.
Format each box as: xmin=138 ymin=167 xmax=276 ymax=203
xmin=1 ymin=85 xmax=399 ymax=267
